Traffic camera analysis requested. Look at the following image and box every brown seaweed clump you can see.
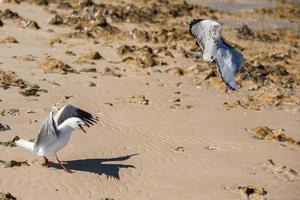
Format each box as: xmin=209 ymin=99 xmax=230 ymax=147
xmin=0 ymin=70 xmax=45 ymax=96
xmin=251 ymin=2 xmax=300 ymax=23
xmin=38 ymin=57 xmax=76 ymax=74
xmin=0 ymin=36 xmax=19 ymax=44
xmin=19 ymin=84 xmax=47 ymax=97
xmin=238 ymin=61 xmax=295 ymax=89
xmin=0 ymin=70 xmax=27 ymax=89
xmin=0 ymin=109 xmax=20 ymax=116
xmin=102 ymin=67 xmax=123 ymax=77
xmin=237 ymin=185 xmax=267 ymax=200
xmin=75 ymin=51 xmax=102 ymax=64
xmin=0 ymin=9 xmax=20 ymax=20
xmin=0 ymin=160 xmax=30 ymax=168
xmin=129 ymin=26 xmax=189 ymax=45
xmin=224 ymin=89 xmax=299 ymax=111
xmin=0 ymin=192 xmax=17 ymax=200
xmin=247 ymin=126 xmax=300 ymax=147
xmin=236 ymin=25 xmax=279 ymax=42
xmin=129 ymin=95 xmax=149 ymax=105
xmin=224 ymin=98 xmax=260 ymax=111
xmin=117 ymin=45 xmax=160 ymax=69
xmin=0 ymin=123 xmax=10 ymax=132
xmin=0 ymin=136 xmax=20 ymax=147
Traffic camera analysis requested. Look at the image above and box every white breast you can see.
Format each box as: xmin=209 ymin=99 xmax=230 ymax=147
xmin=36 ymin=127 xmax=72 ymax=157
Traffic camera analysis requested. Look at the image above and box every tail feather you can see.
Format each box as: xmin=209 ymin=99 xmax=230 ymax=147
xmin=15 ymin=139 xmax=34 ymax=152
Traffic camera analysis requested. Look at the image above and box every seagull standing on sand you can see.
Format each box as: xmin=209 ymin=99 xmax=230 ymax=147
xmin=189 ymin=19 xmax=244 ymax=90
xmin=15 ymin=104 xmax=98 ymax=173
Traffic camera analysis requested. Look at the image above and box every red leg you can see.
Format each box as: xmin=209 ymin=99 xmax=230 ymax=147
xmin=56 ymin=156 xmax=73 ymax=173
xmin=42 ymin=156 xmax=49 ymax=167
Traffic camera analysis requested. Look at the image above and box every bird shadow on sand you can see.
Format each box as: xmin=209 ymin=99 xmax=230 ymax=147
xmin=48 ymin=154 xmax=137 ymax=179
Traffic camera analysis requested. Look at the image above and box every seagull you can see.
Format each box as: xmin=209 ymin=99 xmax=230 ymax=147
xmin=189 ymin=19 xmax=244 ymax=90
xmin=15 ymin=104 xmax=98 ymax=173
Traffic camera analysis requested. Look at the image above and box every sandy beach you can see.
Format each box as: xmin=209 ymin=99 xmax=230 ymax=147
xmin=0 ymin=0 xmax=300 ymax=199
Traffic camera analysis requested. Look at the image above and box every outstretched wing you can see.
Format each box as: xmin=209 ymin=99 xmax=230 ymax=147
xmin=189 ymin=19 xmax=221 ymax=61
xmin=189 ymin=19 xmax=205 ymax=50
xmin=54 ymin=104 xmax=98 ymax=126
xmin=34 ymin=111 xmax=60 ymax=151
xmin=216 ymin=38 xmax=244 ymax=90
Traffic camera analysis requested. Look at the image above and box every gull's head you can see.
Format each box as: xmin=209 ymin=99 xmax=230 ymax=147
xmin=67 ymin=117 xmax=87 ymax=133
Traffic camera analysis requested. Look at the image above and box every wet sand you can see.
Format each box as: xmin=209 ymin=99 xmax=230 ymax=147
xmin=0 ymin=0 xmax=300 ymax=199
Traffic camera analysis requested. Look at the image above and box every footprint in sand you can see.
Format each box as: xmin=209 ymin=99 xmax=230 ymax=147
xmin=263 ymin=159 xmax=298 ymax=182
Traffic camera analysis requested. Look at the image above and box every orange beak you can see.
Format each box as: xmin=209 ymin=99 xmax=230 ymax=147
xmin=79 ymin=124 xmax=87 ymax=133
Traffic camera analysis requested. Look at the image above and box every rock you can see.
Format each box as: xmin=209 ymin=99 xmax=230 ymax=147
xmin=47 ymin=14 xmax=63 ymax=25
xmin=21 ymin=20 xmax=40 ymax=29
xmin=0 ymin=123 xmax=10 ymax=132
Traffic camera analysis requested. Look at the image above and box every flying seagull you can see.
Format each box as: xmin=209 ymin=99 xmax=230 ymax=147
xmin=189 ymin=19 xmax=244 ymax=90
xmin=15 ymin=104 xmax=98 ymax=173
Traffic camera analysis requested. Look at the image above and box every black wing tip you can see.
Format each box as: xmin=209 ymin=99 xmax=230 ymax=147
xmin=189 ymin=18 xmax=205 ymax=35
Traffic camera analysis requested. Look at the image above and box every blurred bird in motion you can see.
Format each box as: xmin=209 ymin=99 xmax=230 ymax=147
xmin=189 ymin=19 xmax=244 ymax=90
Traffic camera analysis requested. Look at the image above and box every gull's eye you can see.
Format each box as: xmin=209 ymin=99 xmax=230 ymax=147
xmin=211 ymin=56 xmax=214 ymax=60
